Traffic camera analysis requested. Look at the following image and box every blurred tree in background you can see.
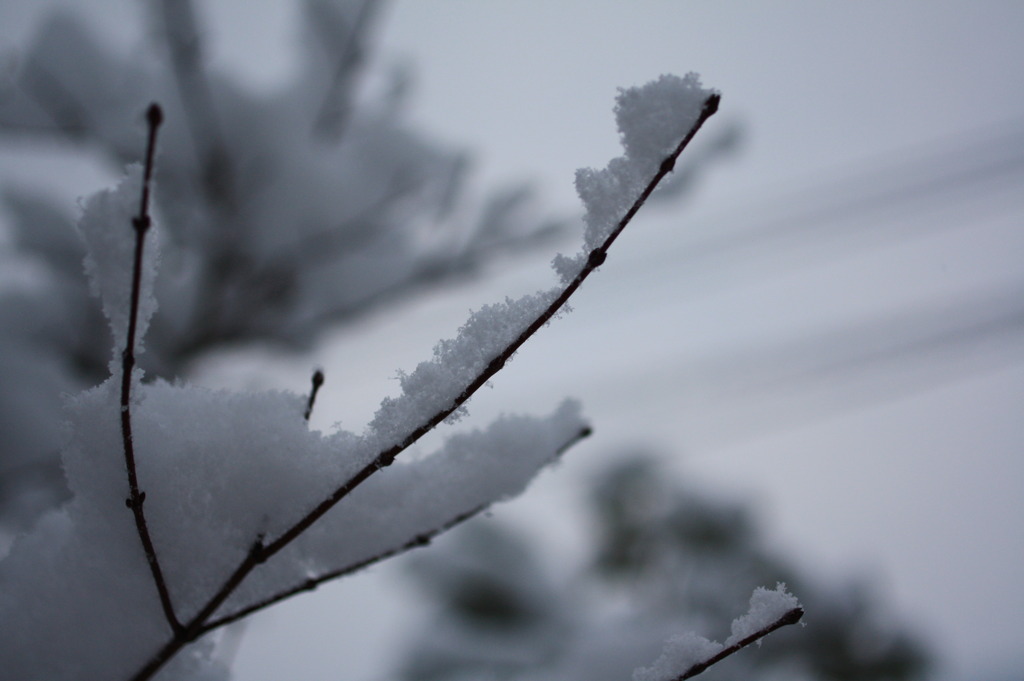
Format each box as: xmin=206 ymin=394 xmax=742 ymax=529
xmin=398 ymin=454 xmax=929 ymax=681
xmin=0 ymin=0 xmax=562 ymax=535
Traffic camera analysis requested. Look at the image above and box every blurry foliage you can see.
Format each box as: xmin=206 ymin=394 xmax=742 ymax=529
xmin=0 ymin=0 xmax=563 ymax=535
xmin=400 ymin=454 xmax=930 ymax=681
xmin=0 ymin=0 xmax=741 ymax=539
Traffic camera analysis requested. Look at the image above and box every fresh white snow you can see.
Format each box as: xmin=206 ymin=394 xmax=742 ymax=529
xmin=633 ymin=583 xmax=800 ymax=681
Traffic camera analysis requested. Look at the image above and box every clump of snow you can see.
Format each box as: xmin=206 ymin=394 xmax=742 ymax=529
xmin=227 ymin=400 xmax=587 ymax=612
xmin=76 ymin=164 xmax=159 ymax=361
xmin=576 ymin=157 xmax=644 ymax=252
xmin=725 ymin=583 xmax=801 ymax=646
xmin=366 ymin=289 xmax=560 ymax=451
xmin=558 ymin=73 xmax=715 ymax=284
xmin=363 ymin=77 xmax=715 ymax=457
xmin=633 ymin=632 xmax=724 ymax=681
xmin=615 ymin=73 xmax=710 ymax=175
xmin=633 ymin=583 xmax=801 ymax=681
xmin=551 ymin=251 xmax=586 ymax=284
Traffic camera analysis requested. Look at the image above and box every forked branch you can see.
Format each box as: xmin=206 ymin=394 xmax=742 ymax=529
xmin=128 ymin=425 xmax=592 ymax=681
xmin=121 ymin=103 xmax=181 ymax=634
xmin=127 ymin=92 xmax=720 ymax=681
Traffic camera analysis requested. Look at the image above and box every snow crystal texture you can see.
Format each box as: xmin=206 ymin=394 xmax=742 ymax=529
xmin=558 ymin=72 xmax=715 ymax=283
xmin=76 ymin=164 xmax=159 ymax=361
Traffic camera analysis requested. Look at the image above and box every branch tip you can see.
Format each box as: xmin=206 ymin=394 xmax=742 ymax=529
xmin=704 ymin=92 xmax=721 ymax=116
xmin=304 ymin=369 xmax=326 ymax=421
xmin=146 ymin=102 xmax=164 ymax=129
xmin=674 ymin=605 xmax=804 ymax=681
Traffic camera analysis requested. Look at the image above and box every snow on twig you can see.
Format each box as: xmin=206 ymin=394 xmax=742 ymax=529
xmin=634 ymin=584 xmax=803 ymax=681
xmin=257 ymin=79 xmax=720 ymax=565
xmin=199 ymin=420 xmax=591 ymax=632
xmin=121 ymin=75 xmax=720 ymax=681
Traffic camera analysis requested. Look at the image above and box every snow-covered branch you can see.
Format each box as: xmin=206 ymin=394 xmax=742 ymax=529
xmin=0 ymin=72 xmax=725 ymax=681
xmin=250 ymin=77 xmax=720 ymax=573
xmin=201 ymin=414 xmax=590 ymax=633
xmin=634 ymin=584 xmax=804 ymax=681
xmin=132 ymin=74 xmax=718 ymax=680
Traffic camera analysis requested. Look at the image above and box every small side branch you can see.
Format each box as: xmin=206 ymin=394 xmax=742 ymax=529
xmin=201 ymin=506 xmax=482 ymax=633
xmin=121 ymin=103 xmax=181 ymax=634
xmin=304 ymin=369 xmax=325 ymax=421
xmin=675 ymin=607 xmax=804 ymax=681
xmin=200 ymin=423 xmax=592 ymax=634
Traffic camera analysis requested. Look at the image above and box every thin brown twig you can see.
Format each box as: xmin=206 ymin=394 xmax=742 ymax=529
xmin=202 ymin=507 xmax=483 ymax=633
xmin=304 ymin=369 xmax=325 ymax=421
xmin=676 ymin=606 xmax=804 ymax=680
xmin=121 ymin=103 xmax=181 ymax=634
